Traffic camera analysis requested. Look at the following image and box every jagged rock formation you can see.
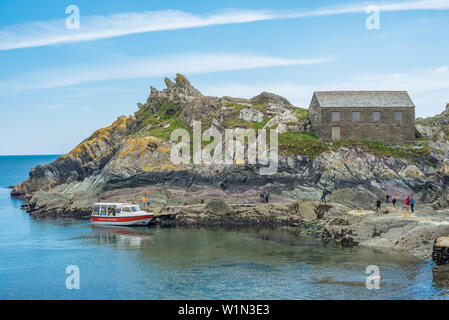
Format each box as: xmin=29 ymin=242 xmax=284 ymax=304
xmin=11 ymin=74 xmax=449 ymax=220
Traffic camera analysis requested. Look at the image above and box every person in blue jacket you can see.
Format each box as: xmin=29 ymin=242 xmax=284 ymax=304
xmin=410 ymin=197 xmax=415 ymax=214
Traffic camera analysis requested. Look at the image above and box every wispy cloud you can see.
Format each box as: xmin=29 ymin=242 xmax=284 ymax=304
xmin=0 ymin=53 xmax=330 ymax=95
xmin=433 ymin=65 xmax=449 ymax=73
xmin=1 ymin=0 xmax=448 ymax=51
xmin=200 ymin=66 xmax=449 ymax=117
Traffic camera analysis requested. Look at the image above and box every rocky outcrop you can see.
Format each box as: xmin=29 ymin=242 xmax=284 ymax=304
xmin=11 ymin=116 xmax=135 ymax=198
xmin=153 ymin=199 xmax=328 ymax=233
xmin=239 ymin=108 xmax=264 ymax=122
xmin=13 ymin=75 xmax=449 ymax=215
xmin=322 ymin=204 xmax=449 ymax=259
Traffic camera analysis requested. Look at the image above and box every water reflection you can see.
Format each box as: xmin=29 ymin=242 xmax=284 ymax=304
xmin=432 ymin=265 xmax=449 ymax=295
xmin=90 ymin=226 xmax=153 ymax=249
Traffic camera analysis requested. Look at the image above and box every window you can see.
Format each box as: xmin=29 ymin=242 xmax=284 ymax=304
xmin=394 ymin=111 xmax=403 ymax=121
xmin=352 ymin=111 xmax=360 ymax=122
xmin=107 ymin=206 xmax=115 ymax=216
xmin=373 ymin=111 xmax=381 ymax=122
xmin=122 ymin=207 xmax=131 ymax=213
xmin=93 ymin=206 xmax=100 ymax=215
xmin=131 ymin=206 xmax=138 ymax=212
xmin=332 ymin=111 xmax=340 ymax=122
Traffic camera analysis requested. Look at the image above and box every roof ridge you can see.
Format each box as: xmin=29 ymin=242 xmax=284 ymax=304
xmin=314 ymin=90 xmax=408 ymax=93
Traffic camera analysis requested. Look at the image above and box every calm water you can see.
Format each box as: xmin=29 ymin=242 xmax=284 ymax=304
xmin=0 ymin=155 xmax=449 ymax=300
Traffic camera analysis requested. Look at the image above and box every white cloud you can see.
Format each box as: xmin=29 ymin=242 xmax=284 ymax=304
xmin=1 ymin=0 xmax=449 ymax=51
xmin=0 ymin=53 xmax=330 ymax=95
xmin=433 ymin=65 xmax=449 ymax=73
xmin=200 ymin=68 xmax=449 ymax=117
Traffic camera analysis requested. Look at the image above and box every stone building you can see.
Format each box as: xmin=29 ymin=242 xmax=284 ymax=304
xmin=308 ymin=91 xmax=415 ymax=144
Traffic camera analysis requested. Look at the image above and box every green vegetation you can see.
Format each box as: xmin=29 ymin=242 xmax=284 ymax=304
xmin=416 ymin=108 xmax=449 ymax=141
xmin=278 ymin=131 xmax=328 ymax=159
xmin=251 ymin=104 xmax=267 ymax=112
xmin=134 ymin=102 xmax=190 ymax=140
xmin=416 ymin=107 xmax=449 ymax=127
xmin=224 ymin=116 xmax=270 ymax=131
xmin=137 ymin=117 xmax=191 ymax=140
xmin=330 ymin=140 xmax=439 ymax=161
xmin=295 ymin=107 xmax=308 ymax=119
xmin=224 ymin=102 xmax=245 ymax=110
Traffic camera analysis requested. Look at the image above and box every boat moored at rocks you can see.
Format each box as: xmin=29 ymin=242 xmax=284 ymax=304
xmin=91 ymin=203 xmax=154 ymax=226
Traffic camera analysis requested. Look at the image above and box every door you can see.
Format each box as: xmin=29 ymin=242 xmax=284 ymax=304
xmin=331 ymin=126 xmax=340 ymax=141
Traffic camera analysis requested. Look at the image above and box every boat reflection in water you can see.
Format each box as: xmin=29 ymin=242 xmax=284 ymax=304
xmin=90 ymin=225 xmax=153 ymax=249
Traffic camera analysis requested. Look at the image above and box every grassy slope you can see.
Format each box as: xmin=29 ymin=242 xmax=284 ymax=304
xmin=278 ymin=132 xmax=328 ymax=159
xmin=416 ymin=105 xmax=449 ymax=140
xmin=416 ymin=104 xmax=449 ymax=126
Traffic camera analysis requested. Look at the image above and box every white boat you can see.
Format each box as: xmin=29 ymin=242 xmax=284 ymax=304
xmin=90 ymin=203 xmax=154 ymax=226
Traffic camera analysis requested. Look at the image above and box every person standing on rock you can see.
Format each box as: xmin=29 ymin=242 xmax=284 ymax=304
xmin=386 ymin=193 xmax=391 ymax=204
xmin=392 ymin=195 xmax=397 ymax=208
xmin=321 ymin=190 xmax=328 ymax=203
xmin=376 ymin=199 xmax=382 ymax=212
xmin=146 ymin=196 xmax=151 ymax=208
xmin=260 ymin=191 xmax=265 ymax=203
xmin=142 ymin=196 xmax=147 ymax=208
xmin=410 ymin=197 xmax=415 ymax=214
xmin=265 ymin=190 xmax=270 ymax=203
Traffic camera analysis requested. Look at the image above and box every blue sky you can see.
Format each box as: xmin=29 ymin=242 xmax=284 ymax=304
xmin=0 ymin=0 xmax=448 ymax=155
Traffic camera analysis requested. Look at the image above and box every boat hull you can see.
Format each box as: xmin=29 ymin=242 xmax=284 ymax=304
xmin=91 ymin=215 xmax=154 ymax=226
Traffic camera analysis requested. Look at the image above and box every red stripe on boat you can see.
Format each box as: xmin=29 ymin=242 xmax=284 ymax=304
xmin=91 ymin=215 xmax=154 ymax=222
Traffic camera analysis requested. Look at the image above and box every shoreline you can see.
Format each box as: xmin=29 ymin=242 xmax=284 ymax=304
xmin=14 ymin=193 xmax=449 ymax=261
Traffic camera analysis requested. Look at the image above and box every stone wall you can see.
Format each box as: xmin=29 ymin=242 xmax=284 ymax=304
xmin=309 ymin=94 xmax=321 ymax=136
xmin=432 ymin=236 xmax=449 ymax=265
xmin=317 ymin=107 xmax=415 ymax=144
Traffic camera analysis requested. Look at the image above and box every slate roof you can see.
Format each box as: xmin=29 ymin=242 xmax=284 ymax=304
xmin=313 ymin=91 xmax=415 ymax=108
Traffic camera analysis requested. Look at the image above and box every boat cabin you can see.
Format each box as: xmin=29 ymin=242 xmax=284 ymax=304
xmin=92 ymin=203 xmax=142 ymax=217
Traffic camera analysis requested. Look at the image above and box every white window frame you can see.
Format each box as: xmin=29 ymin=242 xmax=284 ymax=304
xmin=93 ymin=206 xmax=101 ymax=215
xmin=122 ymin=207 xmax=132 ymax=213
xmin=352 ymin=111 xmax=360 ymax=122
xmin=331 ymin=111 xmax=340 ymax=122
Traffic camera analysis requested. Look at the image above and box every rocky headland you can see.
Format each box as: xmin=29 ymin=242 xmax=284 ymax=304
xmin=11 ymin=74 xmax=449 ymax=259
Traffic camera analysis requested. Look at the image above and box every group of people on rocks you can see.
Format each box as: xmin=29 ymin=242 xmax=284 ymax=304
xmin=97 ymin=194 xmax=152 ymax=209
xmin=141 ymin=195 xmax=151 ymax=208
xmin=259 ymin=190 xmax=270 ymax=203
xmin=376 ymin=193 xmax=415 ymax=213
xmin=318 ymin=189 xmax=416 ymax=214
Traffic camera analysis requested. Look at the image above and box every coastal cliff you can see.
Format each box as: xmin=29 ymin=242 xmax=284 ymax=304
xmin=11 ymin=74 xmax=449 ymax=258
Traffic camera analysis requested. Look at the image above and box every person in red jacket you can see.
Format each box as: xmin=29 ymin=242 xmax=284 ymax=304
xmin=405 ymin=196 xmax=411 ymax=212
